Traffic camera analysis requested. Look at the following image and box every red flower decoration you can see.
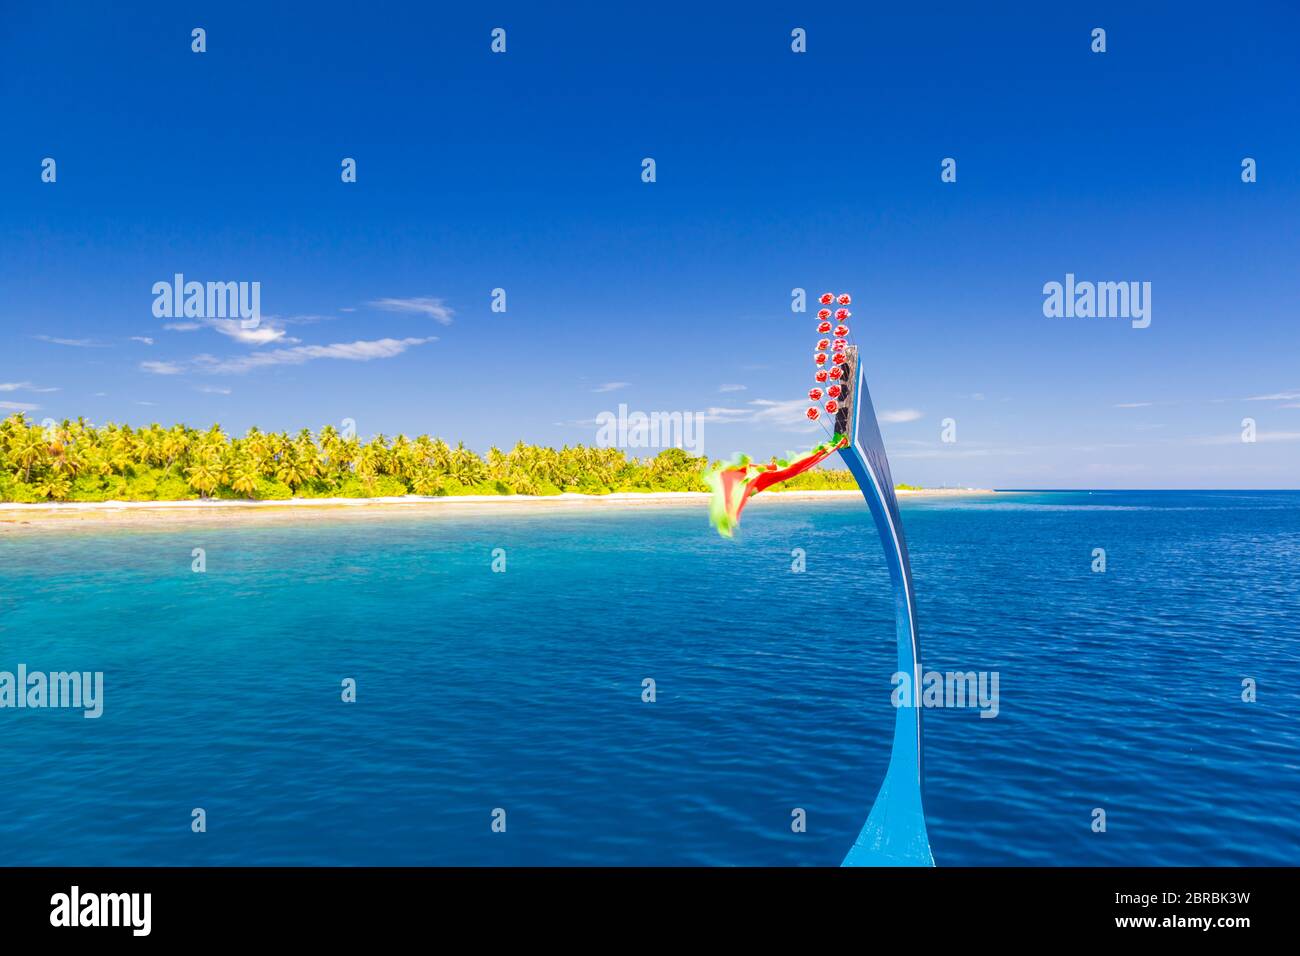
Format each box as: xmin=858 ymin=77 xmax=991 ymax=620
xmin=835 ymin=308 xmax=851 ymax=320
xmin=817 ymin=309 xmax=832 ymax=320
xmin=838 ymin=293 xmax=852 ymax=305
xmin=814 ymin=352 xmax=828 ymax=365
xmin=814 ymin=370 xmax=829 ymax=383
xmin=834 ymin=325 xmax=849 ymax=337
xmin=828 ymin=366 xmax=843 ymax=380
xmin=824 ymin=400 xmax=839 ymax=414
xmin=819 ymin=293 xmax=834 ymax=305
xmin=808 ymin=387 xmax=823 ymax=401
xmin=816 ymin=338 xmax=830 ymax=350
xmin=806 ymin=406 xmax=820 ymax=420
xmin=817 ymin=321 xmax=832 ymax=333
xmin=827 ymin=384 xmax=842 ymax=398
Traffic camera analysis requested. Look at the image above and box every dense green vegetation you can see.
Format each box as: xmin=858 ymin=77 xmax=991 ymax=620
xmin=0 ymin=414 xmax=866 ymax=502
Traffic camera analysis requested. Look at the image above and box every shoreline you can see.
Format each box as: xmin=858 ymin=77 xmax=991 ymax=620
xmin=0 ymin=488 xmax=998 ymax=531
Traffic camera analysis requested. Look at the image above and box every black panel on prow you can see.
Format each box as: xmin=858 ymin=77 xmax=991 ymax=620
xmin=834 ymin=345 xmax=857 ymax=437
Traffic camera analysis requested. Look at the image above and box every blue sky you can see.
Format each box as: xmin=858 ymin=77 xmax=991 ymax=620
xmin=2 ymin=2 xmax=1297 ymax=488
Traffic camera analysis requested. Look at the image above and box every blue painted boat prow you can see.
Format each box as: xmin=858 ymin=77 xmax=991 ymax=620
xmin=834 ymin=346 xmax=935 ymax=867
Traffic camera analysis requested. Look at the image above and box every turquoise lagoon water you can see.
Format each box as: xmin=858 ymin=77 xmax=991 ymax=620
xmin=0 ymin=490 xmax=1297 ymax=865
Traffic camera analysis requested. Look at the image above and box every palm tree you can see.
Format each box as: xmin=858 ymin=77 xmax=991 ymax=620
xmin=389 ymin=434 xmax=414 ymax=480
xmin=429 ymin=438 xmax=451 ymax=474
xmin=409 ymin=470 xmax=440 ymax=496
xmin=47 ymin=436 xmax=83 ymax=480
xmin=10 ymin=426 xmax=49 ymax=482
xmin=357 ymin=438 xmax=387 ymax=487
xmin=159 ymin=426 xmax=189 ymax=476
xmin=33 ymin=472 xmax=72 ymax=500
xmin=275 ymin=451 xmax=310 ymax=489
xmin=335 ymin=435 xmax=361 ymax=476
xmin=103 ymin=425 xmax=135 ymax=475
xmin=449 ymin=442 xmax=486 ymax=485
xmin=230 ymin=456 xmax=260 ymax=498
xmin=317 ymin=424 xmax=340 ymax=473
xmin=185 ymin=451 xmax=223 ymax=497
xmin=486 ymin=445 xmax=508 ymax=482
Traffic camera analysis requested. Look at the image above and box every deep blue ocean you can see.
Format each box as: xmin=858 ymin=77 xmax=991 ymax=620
xmin=1 ymin=490 xmax=1297 ymax=866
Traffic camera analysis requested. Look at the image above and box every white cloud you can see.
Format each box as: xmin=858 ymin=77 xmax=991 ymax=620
xmin=1189 ymin=430 xmax=1300 ymax=445
xmin=700 ymin=406 xmax=756 ymax=423
xmin=879 ymin=408 xmax=924 ymax=423
xmin=0 ymin=401 xmax=40 ymax=411
xmin=32 ymin=335 xmax=107 ymax=348
xmin=0 ymin=382 xmax=59 ymax=393
xmin=130 ymin=336 xmax=155 ymax=346
xmin=195 ymin=385 xmax=232 ymax=395
xmin=593 ymin=382 xmax=630 ymax=393
xmin=746 ymin=399 xmax=821 ymax=429
xmin=162 ymin=316 xmax=299 ymax=345
xmin=208 ymin=318 xmax=296 ymax=346
xmin=270 ymin=313 xmax=332 ymax=327
xmin=140 ymin=360 xmax=186 ymax=375
xmin=1246 ymin=390 xmax=1300 ymax=401
xmin=367 ymin=297 xmax=454 ymax=325
xmin=718 ymin=383 xmax=747 ymax=393
xmin=1114 ymin=402 xmax=1153 ymax=408
xmin=191 ymin=336 xmax=435 ymax=374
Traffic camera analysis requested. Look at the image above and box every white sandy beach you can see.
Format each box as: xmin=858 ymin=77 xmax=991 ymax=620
xmin=0 ymin=488 xmax=996 ymax=531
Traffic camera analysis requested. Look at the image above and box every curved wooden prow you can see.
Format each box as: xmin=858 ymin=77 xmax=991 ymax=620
xmin=835 ymin=346 xmax=935 ymax=867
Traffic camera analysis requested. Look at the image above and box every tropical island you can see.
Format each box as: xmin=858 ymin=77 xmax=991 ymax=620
xmin=0 ymin=413 xmax=922 ymax=504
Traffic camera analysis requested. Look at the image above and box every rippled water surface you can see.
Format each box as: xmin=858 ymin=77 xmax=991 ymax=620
xmin=1 ymin=490 xmax=1297 ymax=865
